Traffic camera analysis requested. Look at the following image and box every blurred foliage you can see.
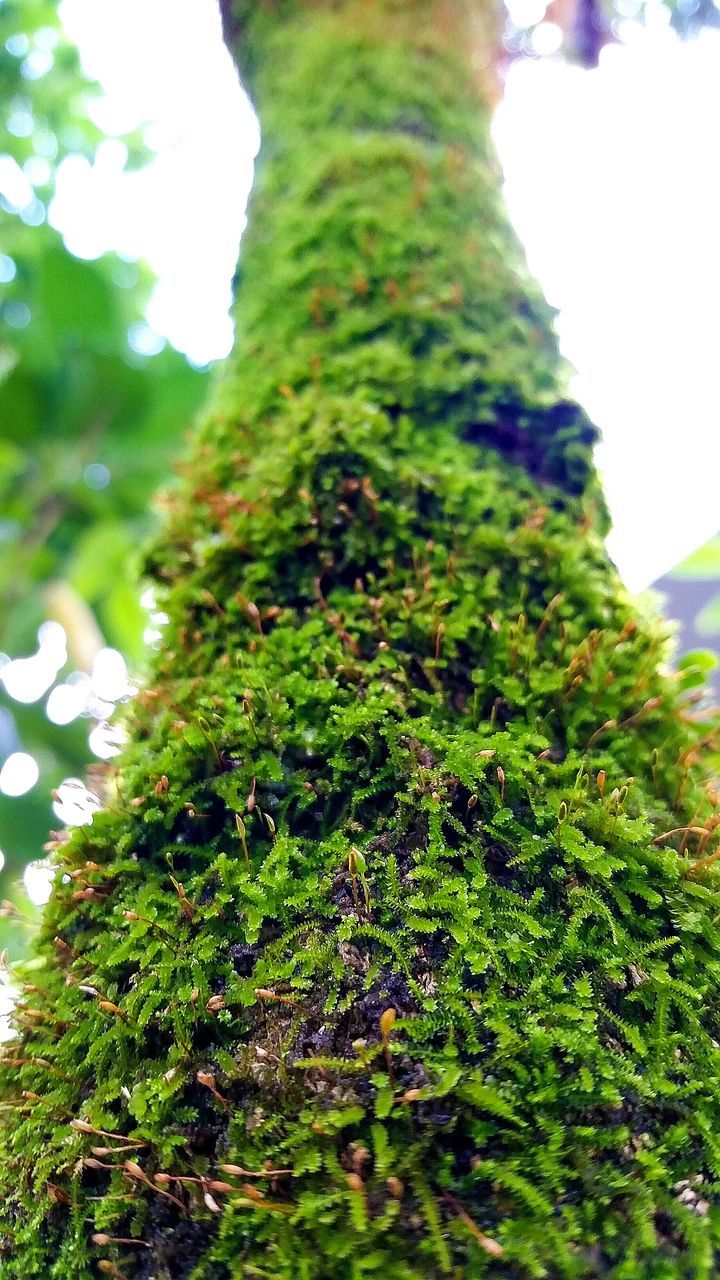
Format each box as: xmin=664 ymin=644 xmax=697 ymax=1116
xmin=0 ymin=0 xmax=208 ymax=914
xmin=505 ymin=0 xmax=720 ymax=65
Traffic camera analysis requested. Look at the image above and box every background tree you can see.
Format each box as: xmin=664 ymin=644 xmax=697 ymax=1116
xmin=2 ymin=1 xmax=720 ymax=1277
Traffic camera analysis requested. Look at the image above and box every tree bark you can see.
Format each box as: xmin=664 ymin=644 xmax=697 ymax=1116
xmin=2 ymin=3 xmax=720 ymax=1277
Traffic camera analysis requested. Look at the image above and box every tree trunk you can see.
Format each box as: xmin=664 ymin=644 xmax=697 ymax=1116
xmin=2 ymin=3 xmax=720 ymax=1277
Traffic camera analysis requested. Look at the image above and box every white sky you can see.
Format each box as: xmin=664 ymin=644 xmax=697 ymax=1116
xmin=55 ymin=0 xmax=720 ymax=593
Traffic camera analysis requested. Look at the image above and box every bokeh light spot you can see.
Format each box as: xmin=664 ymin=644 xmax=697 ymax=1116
xmin=0 ymin=752 xmax=40 ymax=797
xmin=89 ymin=721 xmax=127 ymax=760
xmin=1 ymin=624 xmax=67 ymax=704
xmin=91 ymin=648 xmax=132 ymax=702
xmin=23 ymin=860 xmax=54 ymax=907
xmin=530 ymin=21 xmax=563 ymax=54
xmin=5 ymin=34 xmax=30 ymax=58
xmin=24 ymin=155 xmax=51 ymax=187
xmin=22 ymin=47 xmax=54 ymax=79
xmin=7 ymin=108 xmax=34 ymax=139
xmin=128 ymin=322 xmax=165 ymax=356
xmin=46 ymin=677 xmax=91 ymax=726
xmin=83 ymin=461 xmax=111 ymax=489
xmin=52 ymin=778 xmax=101 ymax=826
xmin=4 ymin=301 xmax=31 ymax=329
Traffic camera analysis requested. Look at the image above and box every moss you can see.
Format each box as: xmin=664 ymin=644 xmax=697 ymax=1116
xmin=2 ymin=4 xmax=720 ymax=1277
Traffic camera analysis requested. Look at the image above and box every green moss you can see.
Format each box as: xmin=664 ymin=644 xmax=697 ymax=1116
xmin=2 ymin=5 xmax=720 ymax=1278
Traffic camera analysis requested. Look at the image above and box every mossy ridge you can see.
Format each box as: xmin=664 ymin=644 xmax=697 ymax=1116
xmin=2 ymin=5 xmax=720 ymax=1279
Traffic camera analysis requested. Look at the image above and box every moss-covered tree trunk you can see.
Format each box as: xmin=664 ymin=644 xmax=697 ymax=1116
xmin=3 ymin=2 xmax=720 ymax=1276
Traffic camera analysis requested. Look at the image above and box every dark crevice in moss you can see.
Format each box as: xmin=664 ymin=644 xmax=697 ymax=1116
xmin=464 ymin=398 xmax=598 ymax=495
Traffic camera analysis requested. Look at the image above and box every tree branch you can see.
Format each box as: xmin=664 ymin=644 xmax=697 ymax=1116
xmin=217 ymin=0 xmax=245 ymax=58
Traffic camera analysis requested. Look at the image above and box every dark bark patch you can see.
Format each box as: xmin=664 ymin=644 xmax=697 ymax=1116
xmin=134 ymin=1195 xmax=225 ymax=1280
xmin=465 ymin=399 xmax=597 ymax=495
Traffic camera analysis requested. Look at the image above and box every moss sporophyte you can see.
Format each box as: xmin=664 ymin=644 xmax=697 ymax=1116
xmin=3 ymin=2 xmax=720 ymax=1276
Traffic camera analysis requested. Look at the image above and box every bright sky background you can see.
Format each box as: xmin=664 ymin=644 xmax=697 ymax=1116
xmin=54 ymin=0 xmax=720 ymax=593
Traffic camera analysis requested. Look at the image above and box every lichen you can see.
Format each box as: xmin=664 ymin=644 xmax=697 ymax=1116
xmin=2 ymin=5 xmax=720 ymax=1278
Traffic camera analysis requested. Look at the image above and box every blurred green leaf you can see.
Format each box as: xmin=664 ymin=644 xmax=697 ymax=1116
xmin=34 ymin=245 xmax=117 ymax=351
xmin=695 ymin=594 xmax=720 ymax=639
xmin=670 ymin=537 xmax=720 ymax=581
xmin=676 ymin=649 xmax=720 ymax=689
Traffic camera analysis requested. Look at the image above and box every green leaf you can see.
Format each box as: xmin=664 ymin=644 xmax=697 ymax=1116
xmin=695 ymin=594 xmax=720 ymax=639
xmin=676 ymin=648 xmax=719 ymax=688
xmin=670 ymin=537 xmax=720 ymax=581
